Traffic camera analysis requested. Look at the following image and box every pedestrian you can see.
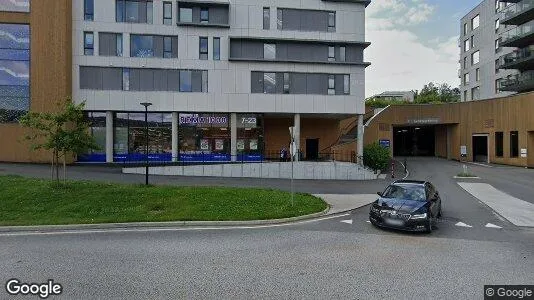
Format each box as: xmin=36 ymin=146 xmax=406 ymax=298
xmin=280 ymin=147 xmax=286 ymax=162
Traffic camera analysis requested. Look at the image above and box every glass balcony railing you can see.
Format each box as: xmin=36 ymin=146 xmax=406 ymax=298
xmin=500 ymin=70 xmax=534 ymax=91
xmin=501 ymin=19 xmax=534 ymax=44
xmin=500 ymin=0 xmax=534 ymax=22
xmin=502 ymin=45 xmax=534 ymax=66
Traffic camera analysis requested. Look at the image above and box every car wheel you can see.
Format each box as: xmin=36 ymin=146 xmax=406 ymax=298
xmin=437 ymin=205 xmax=442 ymax=218
xmin=425 ymin=216 xmax=433 ymax=233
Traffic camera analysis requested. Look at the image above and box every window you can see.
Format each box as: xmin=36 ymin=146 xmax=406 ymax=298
xmin=510 ymin=131 xmax=519 ymax=157
xmin=131 ymin=35 xmax=154 ymax=57
xmin=202 ymin=70 xmax=208 ymax=92
xmin=496 ymin=78 xmax=502 ymax=93
xmin=463 ymin=90 xmax=468 ymax=101
xmin=99 ymin=33 xmax=123 ymax=56
xmin=84 ymin=0 xmax=94 ymax=21
xmin=263 ymin=72 xmax=276 ymax=94
xmin=340 ymin=46 xmax=346 ymax=62
xmin=495 ymin=38 xmax=501 ymax=52
xmin=264 ymin=43 xmax=276 ymax=60
xmin=263 ymin=7 xmax=270 ymax=30
xmin=495 ymin=19 xmax=500 ymax=32
xmin=463 ymin=23 xmax=468 ymax=35
xmin=117 ymin=34 xmax=123 ymax=56
xmin=476 ymin=68 xmax=480 ymax=81
xmin=283 ymin=72 xmax=290 ymax=94
xmin=328 ymin=12 xmax=335 ymax=32
xmin=328 ymin=75 xmax=335 ymax=95
xmin=495 ymin=132 xmax=503 ymax=157
xmin=164 ymin=36 xmax=172 ymax=58
xmin=495 ymin=0 xmax=500 ymax=12
xmin=213 ymin=37 xmax=220 ymax=60
xmin=472 ymin=50 xmax=480 ymax=65
xmin=0 ymin=23 xmax=30 ymax=123
xmin=464 ymin=73 xmax=470 ymax=85
xmin=328 ymin=46 xmax=335 ymax=62
xmin=0 ymin=0 xmax=30 ymax=12
xmin=163 ymin=1 xmax=172 ymax=25
xmin=343 ymin=75 xmax=350 ymax=94
xmin=463 ymin=57 xmax=467 ymax=69
xmin=122 ymin=68 xmax=130 ymax=91
xmin=180 ymin=70 xmax=192 ymax=92
xmin=116 ymin=0 xmax=153 ymax=23
xmin=470 ymin=36 xmax=474 ymax=48
xmin=200 ymin=8 xmax=209 ymax=23
xmin=464 ymin=40 xmax=470 ymax=52
xmin=496 ymin=59 xmax=500 ymax=73
xmin=471 ymin=86 xmax=480 ymax=100
xmin=179 ymin=7 xmax=193 ymax=23
xmin=472 ymin=15 xmax=479 ymax=30
xmin=84 ymin=32 xmax=94 ymax=55
xmin=199 ymin=37 xmax=208 ymax=60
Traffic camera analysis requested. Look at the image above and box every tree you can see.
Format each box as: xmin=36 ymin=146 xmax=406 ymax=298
xmin=19 ymin=99 xmax=99 ymax=182
xmin=415 ymin=82 xmax=460 ymax=104
xmin=363 ymin=142 xmax=391 ymax=172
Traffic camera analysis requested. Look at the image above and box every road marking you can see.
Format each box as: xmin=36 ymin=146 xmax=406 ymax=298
xmin=397 ymin=160 xmax=410 ymax=180
xmin=458 ymin=182 xmax=534 ymax=227
xmin=485 ymin=223 xmax=502 ymax=229
xmin=366 ymin=221 xmax=371 ymax=223
xmin=340 ymin=219 xmax=353 ymax=225
xmin=455 ymin=222 xmax=473 ymax=228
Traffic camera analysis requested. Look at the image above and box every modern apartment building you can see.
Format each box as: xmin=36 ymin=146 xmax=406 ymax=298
xmin=0 ymin=0 xmax=371 ymax=163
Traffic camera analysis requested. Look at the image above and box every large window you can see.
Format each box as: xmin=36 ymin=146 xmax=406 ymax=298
xmin=0 ymin=23 xmax=30 ymax=123
xmin=263 ymin=43 xmax=276 ymax=60
xmin=99 ymin=33 xmax=122 ymax=57
xmin=199 ymin=37 xmax=208 ymax=60
xmin=252 ymin=72 xmax=350 ymax=95
xmin=116 ymin=0 xmax=153 ymax=23
xmin=495 ymin=132 xmax=503 ymax=157
xmin=130 ymin=35 xmax=177 ymax=58
xmin=472 ymin=15 xmax=479 ymax=30
xmin=263 ymin=72 xmax=276 ymax=94
xmin=0 ymin=0 xmax=29 ymax=12
xmin=277 ymin=8 xmax=336 ymax=32
xmin=263 ymin=7 xmax=270 ymax=30
xmin=131 ymin=35 xmax=153 ymax=57
xmin=163 ymin=1 xmax=172 ymax=25
xmin=200 ymin=8 xmax=209 ymax=23
xmin=179 ymin=7 xmax=193 ymax=22
xmin=464 ymin=39 xmax=470 ymax=52
xmin=179 ymin=113 xmax=230 ymax=161
xmin=213 ymin=37 xmax=220 ymax=60
xmin=510 ymin=131 xmax=519 ymax=157
xmin=84 ymin=32 xmax=94 ymax=55
xmin=471 ymin=86 xmax=480 ymax=100
xmin=328 ymin=12 xmax=336 ymax=32
xmin=472 ymin=50 xmax=479 ymax=65
xmin=84 ymin=0 xmax=94 ymax=21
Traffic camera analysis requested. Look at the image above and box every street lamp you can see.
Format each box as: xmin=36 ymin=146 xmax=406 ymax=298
xmin=140 ymin=102 xmax=152 ymax=185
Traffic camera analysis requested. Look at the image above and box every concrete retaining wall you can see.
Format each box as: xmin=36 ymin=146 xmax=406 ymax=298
xmin=123 ymin=162 xmax=378 ymax=180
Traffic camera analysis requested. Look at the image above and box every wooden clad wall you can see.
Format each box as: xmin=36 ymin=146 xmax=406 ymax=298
xmin=364 ymin=92 xmax=534 ymax=167
xmin=0 ymin=0 xmax=72 ymax=163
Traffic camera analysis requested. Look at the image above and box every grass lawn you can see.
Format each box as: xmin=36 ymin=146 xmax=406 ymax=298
xmin=0 ymin=175 xmax=327 ymax=226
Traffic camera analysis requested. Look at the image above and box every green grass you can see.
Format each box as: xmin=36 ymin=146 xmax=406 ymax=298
xmin=0 ymin=175 xmax=327 ymax=226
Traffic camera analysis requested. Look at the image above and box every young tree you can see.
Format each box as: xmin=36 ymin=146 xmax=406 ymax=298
xmin=19 ymin=99 xmax=99 ymax=182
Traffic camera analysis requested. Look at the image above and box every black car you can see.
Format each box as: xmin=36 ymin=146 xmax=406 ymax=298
xmin=369 ymin=180 xmax=442 ymax=233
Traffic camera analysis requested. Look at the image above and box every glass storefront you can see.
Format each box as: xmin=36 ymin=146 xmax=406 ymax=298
xmin=78 ymin=112 xmax=107 ymax=162
xmin=237 ymin=114 xmax=264 ymax=161
xmin=179 ymin=113 xmax=230 ymax=161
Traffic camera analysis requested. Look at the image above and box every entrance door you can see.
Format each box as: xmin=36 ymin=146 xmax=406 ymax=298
xmin=472 ymin=134 xmax=489 ymax=163
xmin=306 ymin=139 xmax=319 ymax=160
xmin=528 ymin=132 xmax=534 ymax=168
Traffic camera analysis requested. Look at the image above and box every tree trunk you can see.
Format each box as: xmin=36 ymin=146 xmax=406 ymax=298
xmin=55 ymin=150 xmax=60 ymax=183
xmin=51 ymin=152 xmax=54 ymax=180
xmin=63 ymin=152 xmax=66 ymax=183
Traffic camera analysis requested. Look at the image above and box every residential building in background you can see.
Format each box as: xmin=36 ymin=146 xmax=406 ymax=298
xmin=372 ymin=91 xmax=415 ymax=102
xmin=0 ymin=0 xmax=371 ymax=163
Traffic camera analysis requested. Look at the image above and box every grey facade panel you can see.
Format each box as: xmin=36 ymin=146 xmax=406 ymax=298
xmin=334 ymin=74 xmax=344 ymax=95
xmin=346 ymin=45 xmax=363 ymax=62
xmin=172 ymin=37 xmax=178 ymax=58
xmin=230 ymin=40 xmax=242 ymax=58
xmin=154 ymin=69 xmax=167 ymax=91
xmin=275 ymin=73 xmax=284 ymax=94
xmin=250 ymin=71 xmax=263 ymax=93
xmin=306 ymin=74 xmax=327 ymax=94
xmin=280 ymin=8 xmax=331 ymax=32
xmin=129 ymin=69 xmax=141 ymax=91
xmin=167 ymin=70 xmax=180 ymax=91
xmin=102 ymin=67 xmax=122 ymax=90
xmin=140 ymin=69 xmax=155 ymax=91
xmin=241 ymin=41 xmax=263 ymax=59
xmin=80 ymin=66 xmax=102 ymax=90
xmin=290 ymin=73 xmax=307 ymax=94
xmin=192 ymin=70 xmax=202 ymax=92
xmin=210 ymin=7 xmax=228 ymax=24
xmin=153 ymin=36 xmax=164 ymax=58
xmin=99 ymin=33 xmax=117 ymax=56
xmin=192 ymin=7 xmax=200 ymax=23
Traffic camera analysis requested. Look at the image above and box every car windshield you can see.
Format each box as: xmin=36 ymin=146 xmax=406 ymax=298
xmin=381 ymin=184 xmax=426 ymax=202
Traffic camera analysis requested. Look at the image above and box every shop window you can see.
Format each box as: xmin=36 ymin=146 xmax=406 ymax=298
xmin=116 ymin=0 xmax=153 ymax=23
xmin=237 ymin=114 xmax=264 ymax=159
xmin=179 ymin=113 xmax=230 ymax=161
xmin=510 ymin=131 xmax=518 ymax=157
xmin=86 ymin=112 xmax=107 ymax=155
xmin=495 ymin=132 xmax=503 ymax=157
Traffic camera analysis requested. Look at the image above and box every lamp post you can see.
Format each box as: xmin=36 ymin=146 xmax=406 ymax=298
xmin=140 ymin=102 xmax=152 ymax=185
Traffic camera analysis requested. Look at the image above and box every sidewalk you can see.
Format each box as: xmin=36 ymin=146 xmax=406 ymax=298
xmin=315 ymin=194 xmax=377 ymax=214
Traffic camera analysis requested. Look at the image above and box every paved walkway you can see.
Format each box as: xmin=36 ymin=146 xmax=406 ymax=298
xmin=313 ymin=194 xmax=377 ymax=214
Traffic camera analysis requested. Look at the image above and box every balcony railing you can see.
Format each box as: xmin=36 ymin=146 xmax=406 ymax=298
xmin=501 ymin=45 xmax=534 ymax=68
xmin=500 ymin=70 xmax=534 ymax=92
xmin=501 ymin=19 xmax=534 ymax=46
xmin=500 ymin=0 xmax=534 ymax=23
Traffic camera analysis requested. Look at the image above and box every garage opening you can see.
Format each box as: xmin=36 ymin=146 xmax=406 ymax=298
xmin=393 ymin=126 xmax=435 ymax=156
xmin=472 ymin=134 xmax=489 ymax=163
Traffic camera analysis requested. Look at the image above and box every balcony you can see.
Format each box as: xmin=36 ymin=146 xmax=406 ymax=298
xmin=177 ymin=0 xmax=230 ymax=28
xmin=501 ymin=19 xmax=534 ymax=47
xmin=500 ymin=0 xmax=534 ymax=25
xmin=499 ymin=70 xmax=534 ymax=92
xmin=500 ymin=46 xmax=534 ymax=70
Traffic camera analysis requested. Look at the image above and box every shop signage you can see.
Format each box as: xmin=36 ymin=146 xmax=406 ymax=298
xmin=407 ymin=118 xmax=440 ymax=125
xmin=179 ymin=115 xmax=228 ymax=125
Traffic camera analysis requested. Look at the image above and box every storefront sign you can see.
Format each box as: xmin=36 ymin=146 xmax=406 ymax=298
xmin=179 ymin=115 xmax=228 ymax=126
xmin=407 ymin=118 xmax=440 ymax=125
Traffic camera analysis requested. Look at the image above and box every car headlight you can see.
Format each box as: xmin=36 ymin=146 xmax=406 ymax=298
xmin=411 ymin=213 xmax=427 ymax=219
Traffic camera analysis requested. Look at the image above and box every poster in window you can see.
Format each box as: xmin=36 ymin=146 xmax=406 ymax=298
xmin=237 ymin=139 xmax=245 ymax=150
xmin=249 ymin=139 xmax=258 ymax=150
xmin=200 ymin=139 xmax=209 ymax=150
xmin=215 ymin=139 xmax=224 ymax=150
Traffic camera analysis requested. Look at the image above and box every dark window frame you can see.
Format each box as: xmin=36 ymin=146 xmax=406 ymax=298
xmin=199 ymin=37 xmax=208 ymax=60
xmin=84 ymin=31 xmax=94 ymax=55
xmin=510 ymin=131 xmax=519 ymax=158
xmin=163 ymin=1 xmax=172 ymax=25
xmin=328 ymin=12 xmax=336 ymax=32
xmin=84 ymin=0 xmax=94 ymax=21
xmin=213 ymin=37 xmax=220 ymax=60
xmin=163 ymin=36 xmax=173 ymax=58
xmin=495 ymin=132 xmax=504 ymax=157
xmin=115 ymin=0 xmax=153 ymax=23
xmin=200 ymin=7 xmax=209 ymax=23
xmin=263 ymin=7 xmax=270 ymax=30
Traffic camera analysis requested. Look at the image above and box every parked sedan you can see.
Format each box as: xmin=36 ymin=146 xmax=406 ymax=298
xmin=369 ymin=180 xmax=442 ymax=233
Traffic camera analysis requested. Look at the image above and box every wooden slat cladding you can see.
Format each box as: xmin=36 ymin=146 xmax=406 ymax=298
xmin=0 ymin=0 xmax=72 ymax=163
xmin=364 ymin=92 xmax=534 ymax=167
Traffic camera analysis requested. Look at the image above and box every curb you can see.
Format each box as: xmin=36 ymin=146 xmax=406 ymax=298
xmin=0 ymin=206 xmax=332 ymax=233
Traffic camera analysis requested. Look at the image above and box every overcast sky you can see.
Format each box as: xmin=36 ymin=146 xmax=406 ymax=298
xmin=365 ymin=0 xmax=482 ymax=97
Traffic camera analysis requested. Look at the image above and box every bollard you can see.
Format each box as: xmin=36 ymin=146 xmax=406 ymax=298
xmin=391 ymin=161 xmax=395 ymax=178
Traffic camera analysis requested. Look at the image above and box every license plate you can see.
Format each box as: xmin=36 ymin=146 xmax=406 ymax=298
xmin=385 ymin=218 xmax=404 ymax=226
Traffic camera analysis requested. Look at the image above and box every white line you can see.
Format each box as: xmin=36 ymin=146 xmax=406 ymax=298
xmin=467 ymin=162 xmax=493 ymax=168
xmin=485 ymin=223 xmax=502 ymax=229
xmin=340 ymin=219 xmax=353 ymax=225
xmin=397 ymin=159 xmax=410 ymax=180
xmin=0 ymin=213 xmax=352 ymax=237
xmin=455 ymin=222 xmax=473 ymax=228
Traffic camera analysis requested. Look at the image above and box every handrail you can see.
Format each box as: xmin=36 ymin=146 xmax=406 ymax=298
xmin=319 ymin=108 xmax=376 ymax=153
xmin=364 ymin=105 xmax=390 ymax=129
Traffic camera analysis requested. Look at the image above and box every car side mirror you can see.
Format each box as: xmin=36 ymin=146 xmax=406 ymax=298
xmin=377 ymin=192 xmax=383 ymax=197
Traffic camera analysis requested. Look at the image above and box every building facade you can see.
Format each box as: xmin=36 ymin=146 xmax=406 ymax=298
xmin=0 ymin=0 xmax=370 ymax=163
xmin=73 ymin=0 xmax=370 ymax=163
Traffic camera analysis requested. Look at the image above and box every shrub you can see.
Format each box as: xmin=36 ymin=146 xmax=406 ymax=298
xmin=363 ymin=142 xmax=391 ymax=171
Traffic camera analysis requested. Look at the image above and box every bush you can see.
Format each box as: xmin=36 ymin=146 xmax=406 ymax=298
xmin=363 ymin=143 xmax=391 ymax=171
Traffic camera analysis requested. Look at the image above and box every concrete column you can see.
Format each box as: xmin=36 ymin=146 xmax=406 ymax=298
xmin=357 ymin=114 xmax=364 ymax=165
xmin=231 ymin=113 xmax=237 ymax=162
xmin=294 ymin=113 xmax=301 ymax=161
xmin=172 ymin=112 xmax=179 ymax=162
xmin=105 ymin=111 xmax=113 ymax=163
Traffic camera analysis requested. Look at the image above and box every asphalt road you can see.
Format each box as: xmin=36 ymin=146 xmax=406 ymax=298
xmin=1 ymin=157 xmax=533 ymax=299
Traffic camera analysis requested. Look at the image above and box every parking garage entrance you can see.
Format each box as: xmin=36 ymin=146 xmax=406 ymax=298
xmin=472 ymin=134 xmax=489 ymax=163
xmin=393 ymin=126 xmax=436 ymax=156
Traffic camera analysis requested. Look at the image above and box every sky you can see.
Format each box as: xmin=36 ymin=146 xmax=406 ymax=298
xmin=365 ymin=0 xmax=482 ymax=97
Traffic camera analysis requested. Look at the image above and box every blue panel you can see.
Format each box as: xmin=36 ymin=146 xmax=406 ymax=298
xmin=0 ymin=24 xmax=30 ymax=49
xmin=0 ymin=60 xmax=30 ymax=86
xmin=0 ymin=49 xmax=30 ymax=61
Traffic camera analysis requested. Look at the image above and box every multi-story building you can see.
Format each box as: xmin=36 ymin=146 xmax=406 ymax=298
xmin=498 ymin=0 xmax=534 ymax=93
xmin=372 ymin=91 xmax=415 ymax=102
xmin=459 ymin=0 xmax=517 ymax=101
xmin=0 ymin=0 xmax=371 ymax=163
